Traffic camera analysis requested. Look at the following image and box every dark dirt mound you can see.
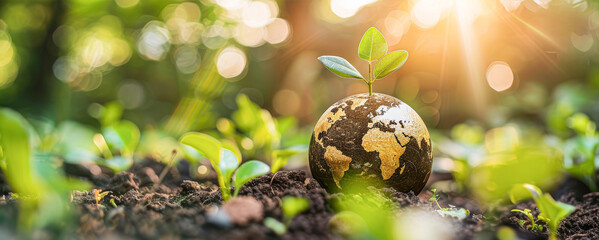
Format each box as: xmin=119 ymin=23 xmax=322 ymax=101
xmin=5 ymin=160 xmax=598 ymax=240
xmin=558 ymin=192 xmax=599 ymax=240
xmin=66 ymin=167 xmax=485 ymax=240
xmin=500 ymin=176 xmax=599 ymax=240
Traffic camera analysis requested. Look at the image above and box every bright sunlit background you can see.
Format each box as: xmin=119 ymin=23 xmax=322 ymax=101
xmin=1 ymin=0 xmax=598 ymax=133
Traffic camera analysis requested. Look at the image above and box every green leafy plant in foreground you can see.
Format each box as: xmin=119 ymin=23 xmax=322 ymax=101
xmin=0 ymin=108 xmax=39 ymax=228
xmin=0 ymin=108 xmax=92 ymax=231
xmin=180 ymin=132 xmax=270 ymax=201
xmin=264 ymin=196 xmax=310 ymax=235
xmin=428 ymin=189 xmax=470 ymax=220
xmin=509 ymin=184 xmax=575 ymax=240
xmin=563 ymin=113 xmax=598 ymax=191
xmin=318 ymin=27 xmax=408 ymax=96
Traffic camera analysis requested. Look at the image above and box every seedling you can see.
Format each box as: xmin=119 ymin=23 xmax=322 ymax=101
xmin=509 ymin=184 xmax=575 ymax=240
xmin=563 ymin=113 xmax=598 ymax=191
xmin=109 ymin=198 xmax=117 ymax=208
xmin=93 ymin=189 xmax=111 ymax=208
xmin=264 ymin=196 xmax=310 ymax=235
xmin=318 ymin=27 xmax=408 ymax=95
xmin=428 ymin=189 xmax=470 ymax=220
xmin=226 ymin=94 xmax=307 ymax=167
xmin=88 ymin=102 xmax=140 ymax=172
xmin=510 ymin=208 xmax=544 ymax=232
xmin=180 ymin=132 xmax=270 ymax=201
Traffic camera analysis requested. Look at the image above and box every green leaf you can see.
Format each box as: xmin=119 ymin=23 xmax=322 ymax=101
xmin=99 ymin=101 xmax=123 ymax=127
xmin=232 ymin=94 xmax=262 ymax=133
xmin=509 ymin=183 xmax=543 ymax=204
xmin=180 ymin=132 xmax=222 ymax=165
xmin=436 ymin=208 xmax=470 ymax=220
xmin=233 ymin=160 xmax=270 ymax=196
xmin=536 ymin=194 xmax=575 ymax=235
xmin=358 ymin=27 xmax=387 ymax=62
xmin=373 ymin=50 xmax=408 ymax=80
xmin=264 ymin=217 xmax=286 ymax=235
xmin=317 ymin=56 xmax=365 ymax=80
xmin=567 ymin=113 xmax=595 ymax=136
xmin=0 ymin=108 xmax=38 ymax=196
xmin=102 ymin=120 xmax=140 ymax=156
xmin=282 ymin=196 xmax=310 ymax=219
xmin=563 ymin=136 xmax=598 ymax=191
xmin=271 ymin=145 xmax=308 ymax=173
xmin=102 ymin=156 xmax=133 ymax=172
xmin=218 ymin=148 xmax=239 ymax=186
xmin=221 ymin=139 xmax=242 ymax=164
xmin=56 ymin=121 xmax=99 ymax=164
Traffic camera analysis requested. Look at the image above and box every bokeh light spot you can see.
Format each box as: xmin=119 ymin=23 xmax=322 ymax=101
xmin=115 ymin=0 xmax=139 ymax=8
xmin=137 ymin=21 xmax=171 ymax=61
xmin=242 ymin=0 xmax=277 ymax=28
xmin=53 ymin=57 xmax=79 ymax=83
xmin=118 ymin=81 xmax=145 ymax=109
xmin=235 ymin=24 xmax=266 ymax=47
xmin=264 ymin=18 xmax=290 ymax=44
xmin=411 ymin=0 xmax=442 ymax=29
xmin=330 ymin=0 xmax=377 ymax=18
xmin=486 ymin=61 xmax=514 ymax=92
xmin=499 ymin=0 xmax=524 ymax=12
xmin=571 ymin=32 xmax=593 ymax=52
xmin=216 ymin=46 xmax=247 ymax=78
xmin=385 ymin=10 xmax=411 ymax=45
xmin=175 ymin=45 xmax=202 ymax=74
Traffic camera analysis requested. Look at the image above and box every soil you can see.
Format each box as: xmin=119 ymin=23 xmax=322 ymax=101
xmin=0 ymin=158 xmax=598 ymax=240
xmin=499 ymin=173 xmax=599 ymax=240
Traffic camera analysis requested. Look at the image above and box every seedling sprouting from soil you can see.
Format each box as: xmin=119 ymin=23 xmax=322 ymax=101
xmin=318 ymin=27 xmax=408 ymax=95
xmin=510 ymin=208 xmax=544 ymax=232
xmin=93 ymin=189 xmax=111 ymax=208
xmin=510 ymin=184 xmax=575 ymax=240
xmin=216 ymin=94 xmax=307 ymax=170
xmin=180 ymin=132 xmax=270 ymax=201
xmin=264 ymin=196 xmax=310 ymax=235
xmin=428 ymin=189 xmax=470 ymax=220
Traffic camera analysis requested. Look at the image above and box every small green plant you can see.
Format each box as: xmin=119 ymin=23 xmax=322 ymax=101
xmin=563 ymin=113 xmax=598 ymax=191
xmin=180 ymin=132 xmax=270 ymax=201
xmin=318 ymin=27 xmax=408 ymax=96
xmin=109 ymin=198 xmax=118 ymax=208
xmin=87 ymin=102 xmax=141 ymax=172
xmin=93 ymin=189 xmax=111 ymax=208
xmin=428 ymin=189 xmax=470 ymax=220
xmin=509 ymin=184 xmax=575 ymax=240
xmin=264 ymin=196 xmax=310 ymax=235
xmin=510 ymin=208 xmax=544 ymax=232
xmin=222 ymin=94 xmax=307 ymax=167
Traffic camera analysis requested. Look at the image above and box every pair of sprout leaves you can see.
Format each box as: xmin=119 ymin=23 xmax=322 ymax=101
xmin=318 ymin=27 xmax=408 ymax=95
xmin=180 ymin=132 xmax=270 ymax=201
xmin=509 ymin=183 xmax=575 ymax=240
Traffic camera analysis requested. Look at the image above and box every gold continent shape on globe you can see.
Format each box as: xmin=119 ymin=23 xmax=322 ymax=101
xmin=309 ymin=93 xmax=433 ymax=194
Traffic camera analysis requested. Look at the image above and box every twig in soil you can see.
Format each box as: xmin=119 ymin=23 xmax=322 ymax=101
xmin=269 ymin=172 xmax=279 ymax=196
xmin=154 ymin=149 xmax=177 ymax=190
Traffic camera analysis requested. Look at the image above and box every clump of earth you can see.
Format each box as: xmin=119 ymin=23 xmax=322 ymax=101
xmin=309 ymin=93 xmax=433 ymax=194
